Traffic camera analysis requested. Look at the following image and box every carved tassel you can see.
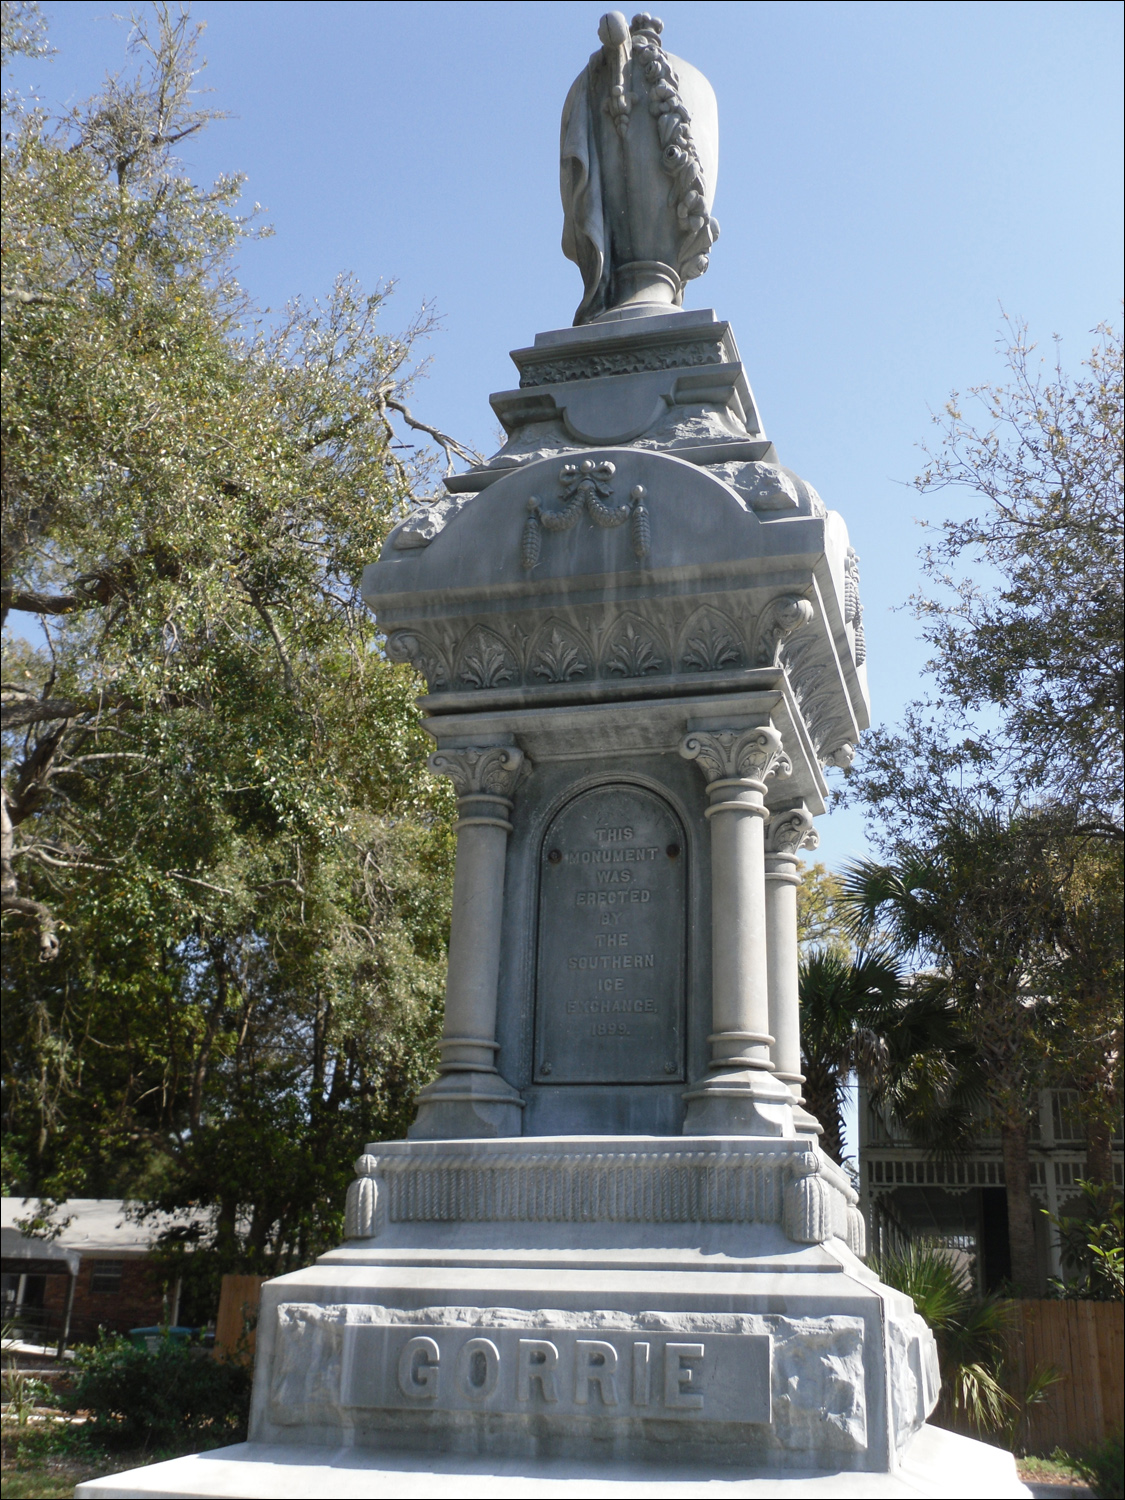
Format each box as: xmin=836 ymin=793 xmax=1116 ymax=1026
xmin=344 ymin=1154 xmax=380 ymax=1239
xmin=630 ymin=486 xmax=650 ymax=559
xmin=521 ymin=500 xmax=542 ymax=570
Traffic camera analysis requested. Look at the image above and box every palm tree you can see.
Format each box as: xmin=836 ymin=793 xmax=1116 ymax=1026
xmin=838 ymin=806 xmax=1089 ymax=1294
xmin=798 ymin=948 xmax=983 ymax=1167
xmin=871 ymin=1243 xmax=1013 ymax=1436
xmin=798 ymin=947 xmax=901 ymax=1165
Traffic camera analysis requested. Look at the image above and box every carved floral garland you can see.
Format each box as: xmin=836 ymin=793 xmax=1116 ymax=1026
xmin=629 ymin=13 xmax=720 ymax=287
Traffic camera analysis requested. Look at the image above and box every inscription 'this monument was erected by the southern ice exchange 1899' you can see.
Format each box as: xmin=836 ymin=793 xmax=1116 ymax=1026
xmin=535 ymin=784 xmax=685 ymax=1085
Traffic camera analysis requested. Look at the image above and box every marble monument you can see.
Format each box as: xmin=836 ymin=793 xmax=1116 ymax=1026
xmin=78 ymin=13 xmax=1027 ymax=1497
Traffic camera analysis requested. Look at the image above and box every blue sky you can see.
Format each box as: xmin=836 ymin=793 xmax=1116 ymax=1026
xmin=11 ymin=0 xmax=1124 ymax=872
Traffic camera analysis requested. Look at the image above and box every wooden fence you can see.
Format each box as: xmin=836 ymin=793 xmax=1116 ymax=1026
xmin=1002 ymin=1298 xmax=1123 ymax=1454
xmin=214 ymin=1273 xmax=267 ymax=1364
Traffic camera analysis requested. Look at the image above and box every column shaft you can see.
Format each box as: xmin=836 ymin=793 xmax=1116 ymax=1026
xmin=409 ymin=745 xmax=526 ymax=1140
xmin=764 ymin=803 xmax=822 ymax=1138
xmin=680 ymin=725 xmax=796 ymax=1137
xmin=764 ymin=860 xmax=801 ymax=1084
xmin=707 ymin=783 xmax=773 ymax=1069
xmin=440 ymin=796 xmax=512 ymax=1075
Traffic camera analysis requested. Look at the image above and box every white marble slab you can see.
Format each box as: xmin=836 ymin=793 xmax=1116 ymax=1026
xmin=74 ymin=1423 xmax=1029 ymax=1498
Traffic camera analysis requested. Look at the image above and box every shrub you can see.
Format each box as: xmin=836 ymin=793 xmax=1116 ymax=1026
xmin=872 ymin=1243 xmax=1013 ymax=1436
xmin=64 ymin=1333 xmax=251 ymax=1450
xmin=1073 ymin=1431 xmax=1125 ymax=1500
xmin=1046 ymin=1182 xmax=1124 ymax=1302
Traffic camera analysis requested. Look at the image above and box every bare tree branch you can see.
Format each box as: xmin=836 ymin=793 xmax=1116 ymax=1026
xmin=379 ymin=391 xmax=484 ymax=475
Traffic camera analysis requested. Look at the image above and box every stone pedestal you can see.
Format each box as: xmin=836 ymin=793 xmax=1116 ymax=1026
xmin=77 ymin=1142 xmax=1027 ymax=1498
xmin=244 ymin=1137 xmax=935 ymax=1473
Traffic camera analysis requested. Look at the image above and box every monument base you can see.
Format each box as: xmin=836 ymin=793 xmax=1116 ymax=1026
xmin=79 ymin=1137 xmax=979 ymax=1496
xmin=74 ymin=1425 xmax=1030 ymax=1498
xmin=242 ymin=1136 xmax=936 ymax=1474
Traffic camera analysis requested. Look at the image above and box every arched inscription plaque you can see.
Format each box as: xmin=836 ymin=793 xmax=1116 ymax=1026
xmin=534 ymin=785 xmax=685 ymax=1085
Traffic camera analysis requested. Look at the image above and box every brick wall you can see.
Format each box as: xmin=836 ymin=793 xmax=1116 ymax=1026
xmin=43 ymin=1254 xmax=170 ymax=1342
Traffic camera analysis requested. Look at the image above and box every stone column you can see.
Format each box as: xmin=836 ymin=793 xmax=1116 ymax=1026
xmin=679 ymin=726 xmax=796 ymax=1137
xmin=408 ymin=744 xmax=526 ymax=1140
xmin=765 ymin=802 xmax=822 ymax=1138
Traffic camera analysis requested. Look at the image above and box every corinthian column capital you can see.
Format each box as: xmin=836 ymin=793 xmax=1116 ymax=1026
xmin=766 ymin=804 xmax=819 ymax=858
xmin=428 ymin=745 xmax=525 ymax=799
xmin=680 ymin=725 xmax=791 ymax=788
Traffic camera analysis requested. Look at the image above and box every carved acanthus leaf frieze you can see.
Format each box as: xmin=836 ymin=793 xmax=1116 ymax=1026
xmin=385 ymin=630 xmax=450 ymax=692
xmin=780 ymin=632 xmax=858 ymax=769
xmin=845 ymin=546 xmax=866 ymax=666
xmin=428 ymin=745 xmax=525 ymax=799
xmin=603 ymin=617 xmax=665 ymax=678
xmin=679 ymin=606 xmax=743 ymax=673
xmin=455 ymin=626 xmax=518 ymax=690
xmin=386 ymin=590 xmax=858 ymax=774
xmin=680 ymin=726 xmax=791 ymax=787
xmin=530 ymin=622 xmax=591 ymax=682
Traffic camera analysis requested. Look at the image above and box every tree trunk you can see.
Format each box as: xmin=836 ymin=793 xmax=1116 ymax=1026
xmin=1084 ymin=1114 xmax=1114 ymax=1188
xmin=216 ymin=1194 xmax=239 ymax=1267
xmin=1000 ymin=1120 xmax=1040 ymax=1294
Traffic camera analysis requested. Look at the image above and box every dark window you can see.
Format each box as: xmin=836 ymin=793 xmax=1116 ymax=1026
xmin=89 ymin=1260 xmax=123 ymax=1293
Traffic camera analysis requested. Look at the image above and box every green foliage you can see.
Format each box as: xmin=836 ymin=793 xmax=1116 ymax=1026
xmin=1046 ymin=1182 xmax=1125 ymax=1301
xmin=796 ymin=862 xmax=850 ymax=956
xmin=1 ymin=1357 xmax=50 ymax=1428
xmin=1 ymin=5 xmax=460 ymax=1273
xmin=1 ymin=1 xmax=53 ymax=63
xmin=911 ymin=316 xmax=1123 ymax=828
xmin=797 ymin=945 xmax=979 ymax=1166
xmin=842 ymin=811 xmax=1048 ymax=1115
xmin=848 ymin=317 xmax=1123 ymax=842
xmin=872 ymin=1243 xmax=1014 ymax=1437
xmin=1073 ymin=1431 xmax=1125 ymax=1500
xmin=1004 ymin=1363 xmax=1064 ymax=1458
xmin=62 ymin=1333 xmax=250 ymax=1450
xmin=841 ymin=808 xmax=1123 ymax=1290
xmin=839 ymin=317 xmax=1123 ymax=1290
xmin=798 ymin=946 xmax=903 ymax=1163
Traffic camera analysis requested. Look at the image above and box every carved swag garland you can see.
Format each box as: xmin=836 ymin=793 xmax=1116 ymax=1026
xmin=521 ymin=459 xmax=650 ymax=569
xmin=632 ymin=14 xmax=719 ymax=286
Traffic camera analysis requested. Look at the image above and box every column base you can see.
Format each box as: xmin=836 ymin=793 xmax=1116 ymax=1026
xmin=774 ymin=1073 xmax=824 ymax=1139
xmin=408 ymin=1070 xmax=524 ymax=1140
xmin=792 ymin=1103 xmax=824 ymax=1137
xmin=682 ymin=1067 xmax=797 ymax=1137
